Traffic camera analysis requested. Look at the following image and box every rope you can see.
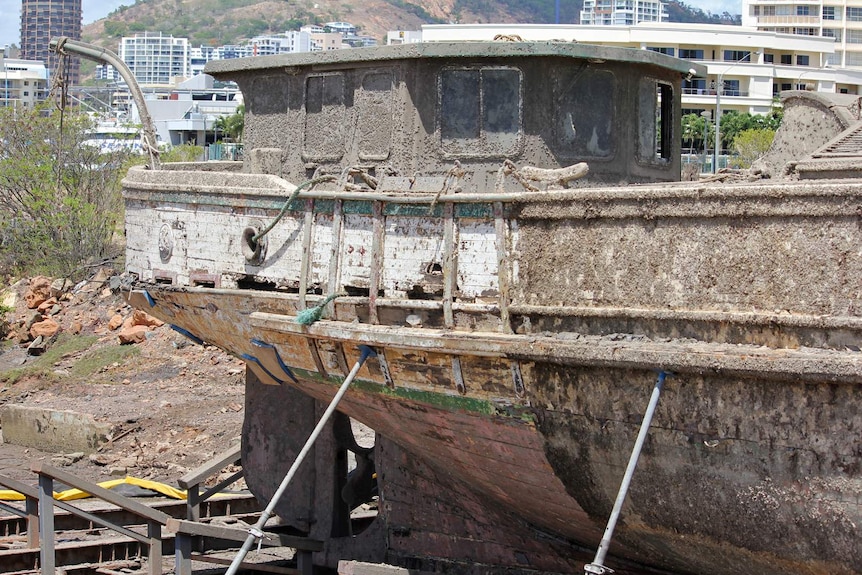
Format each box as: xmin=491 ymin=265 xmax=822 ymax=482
xmin=494 ymin=34 xmax=524 ymax=42
xmin=251 ymin=175 xmax=336 ymax=244
xmin=498 ymin=159 xmax=539 ymax=193
xmin=49 ymin=41 xmax=70 ymax=193
xmin=295 ymin=292 xmax=346 ymax=325
xmin=429 ymin=160 xmax=465 ymax=212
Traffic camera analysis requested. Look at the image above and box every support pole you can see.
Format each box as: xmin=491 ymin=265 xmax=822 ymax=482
xmin=38 ymin=474 xmax=55 ymax=575
xmin=585 ymin=371 xmax=669 ymax=575
xmin=225 ymin=345 xmax=377 ymax=575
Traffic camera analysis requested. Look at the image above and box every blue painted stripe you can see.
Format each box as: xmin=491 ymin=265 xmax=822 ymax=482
xmin=251 ymin=339 xmax=299 ymax=383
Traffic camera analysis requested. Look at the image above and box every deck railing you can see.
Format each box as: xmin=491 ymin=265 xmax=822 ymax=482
xmin=177 ymin=444 xmax=243 ymax=521
xmin=29 ymin=462 xmax=171 ymax=575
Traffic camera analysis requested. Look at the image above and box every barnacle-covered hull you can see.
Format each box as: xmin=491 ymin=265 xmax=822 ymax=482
xmin=123 ymin=43 xmax=861 ymax=575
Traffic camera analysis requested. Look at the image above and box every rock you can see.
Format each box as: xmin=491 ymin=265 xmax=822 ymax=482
xmin=27 ymin=336 xmax=46 ymax=356
xmin=67 ymin=452 xmax=85 ymax=463
xmin=108 ymin=314 xmax=124 ymax=331
xmin=49 ymin=277 xmax=71 ymax=298
xmin=52 ymin=456 xmax=74 ymax=467
xmin=109 ymin=467 xmax=127 ymax=476
xmin=37 ymin=297 xmax=58 ymax=313
xmin=24 ymin=276 xmax=52 ymax=309
xmin=82 ymin=268 xmax=110 ymax=293
xmin=118 ymin=325 xmax=149 ymax=345
xmin=24 ymin=311 xmax=43 ymax=331
xmin=49 ymin=304 xmax=62 ymax=316
xmin=30 ymin=317 xmax=60 ymax=339
xmin=69 ymin=320 xmax=83 ymax=335
xmin=131 ymin=310 xmax=164 ymax=328
xmin=89 ymin=453 xmax=110 ymax=466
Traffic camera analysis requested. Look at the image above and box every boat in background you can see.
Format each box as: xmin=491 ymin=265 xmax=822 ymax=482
xmin=83 ymin=116 xmax=144 ymax=154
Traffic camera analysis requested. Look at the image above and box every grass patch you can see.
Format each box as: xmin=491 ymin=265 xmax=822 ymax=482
xmin=1 ymin=334 xmax=99 ymax=385
xmin=70 ymin=344 xmax=140 ymax=379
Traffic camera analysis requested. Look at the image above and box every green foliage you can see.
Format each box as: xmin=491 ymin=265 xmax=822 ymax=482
xmin=455 ymin=0 xmax=579 ymax=22
xmin=70 ymin=343 xmax=141 ymax=379
xmin=214 ymin=105 xmax=245 ymax=142
xmin=1 ymin=334 xmax=98 ymax=384
xmin=666 ymin=0 xmax=741 ymax=23
xmin=732 ymin=128 xmax=776 ymax=168
xmin=681 ymin=112 xmax=713 ymax=152
xmin=384 ymin=0 xmax=447 ymax=23
xmin=103 ymin=20 xmax=129 ymax=37
xmin=161 ymin=144 xmax=205 ymax=163
xmin=719 ymin=109 xmax=782 ymax=150
xmin=0 ymin=104 xmax=130 ymax=280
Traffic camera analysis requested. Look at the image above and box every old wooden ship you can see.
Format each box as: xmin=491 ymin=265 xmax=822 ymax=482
xmin=107 ymin=40 xmax=860 ymax=575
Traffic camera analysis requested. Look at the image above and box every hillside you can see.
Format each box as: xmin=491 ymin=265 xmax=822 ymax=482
xmin=82 ymin=0 xmax=541 ymax=49
xmin=81 ymin=0 xmax=740 ymax=50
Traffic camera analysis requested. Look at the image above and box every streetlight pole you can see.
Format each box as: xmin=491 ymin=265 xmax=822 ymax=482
xmin=700 ymin=110 xmax=711 ymax=171
xmin=713 ymin=50 xmax=759 ymax=173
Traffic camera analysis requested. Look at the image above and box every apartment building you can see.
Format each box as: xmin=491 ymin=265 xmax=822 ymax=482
xmin=249 ymin=31 xmax=313 ymax=56
xmin=580 ymin=0 xmax=669 ymax=25
xmin=119 ymin=33 xmax=191 ymax=86
xmin=421 ymin=22 xmax=862 ymax=113
xmin=19 ymin=0 xmax=82 ymax=86
xmin=0 ymin=56 xmax=48 ymax=108
xmin=742 ymin=0 xmax=862 ymax=67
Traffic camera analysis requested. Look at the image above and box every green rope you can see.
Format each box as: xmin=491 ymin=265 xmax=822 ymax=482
xmin=252 ymin=175 xmax=336 ymax=244
xmin=296 ymin=293 xmax=346 ymax=326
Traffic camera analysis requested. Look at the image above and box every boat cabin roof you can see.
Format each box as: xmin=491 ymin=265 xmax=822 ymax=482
xmin=205 ymin=40 xmax=705 ymax=78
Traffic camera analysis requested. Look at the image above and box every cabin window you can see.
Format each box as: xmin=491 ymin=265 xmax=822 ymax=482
xmin=638 ymin=79 xmax=674 ymax=165
xmin=357 ymin=71 xmax=394 ymax=161
xmin=555 ymin=68 xmax=615 ymax=159
xmin=439 ymin=67 xmax=522 ymax=157
xmin=303 ymin=73 xmax=347 ymax=161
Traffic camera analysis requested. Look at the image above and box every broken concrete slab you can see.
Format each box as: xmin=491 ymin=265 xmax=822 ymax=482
xmin=0 ymin=405 xmax=112 ymax=453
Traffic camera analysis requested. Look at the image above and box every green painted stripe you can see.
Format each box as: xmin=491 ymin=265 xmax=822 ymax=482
xmin=289 ymin=365 xmax=501 ymax=416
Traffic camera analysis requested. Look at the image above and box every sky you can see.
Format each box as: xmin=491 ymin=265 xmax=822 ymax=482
xmin=0 ymin=0 xmax=130 ymax=48
xmin=0 ymin=0 xmax=744 ymax=49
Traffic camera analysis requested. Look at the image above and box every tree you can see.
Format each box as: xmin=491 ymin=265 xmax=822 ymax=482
xmin=0 ymin=104 xmax=132 ymax=279
xmin=215 ymin=104 xmax=245 ymax=142
xmin=732 ymin=128 xmax=776 ymax=168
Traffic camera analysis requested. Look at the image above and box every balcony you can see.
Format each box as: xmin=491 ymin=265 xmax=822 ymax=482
xmin=752 ymin=15 xmax=821 ymax=25
xmin=683 ymin=88 xmax=751 ymax=97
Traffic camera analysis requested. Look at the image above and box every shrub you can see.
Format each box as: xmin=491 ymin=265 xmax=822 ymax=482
xmin=0 ymin=104 xmax=130 ymax=280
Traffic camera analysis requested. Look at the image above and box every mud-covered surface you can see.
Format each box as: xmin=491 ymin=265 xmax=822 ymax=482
xmin=753 ymin=91 xmax=862 ymax=179
xmin=533 ymin=364 xmax=862 ymax=575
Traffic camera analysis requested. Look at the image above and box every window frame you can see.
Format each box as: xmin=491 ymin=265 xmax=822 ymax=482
xmin=437 ymin=65 xmax=524 ymax=160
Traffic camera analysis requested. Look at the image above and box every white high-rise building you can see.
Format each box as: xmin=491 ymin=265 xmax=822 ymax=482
xmin=580 ymin=0 xmax=668 ymax=25
xmin=119 ymin=33 xmax=190 ymax=86
xmin=743 ymin=0 xmax=862 ymax=67
xmin=0 ymin=56 xmax=48 ymax=108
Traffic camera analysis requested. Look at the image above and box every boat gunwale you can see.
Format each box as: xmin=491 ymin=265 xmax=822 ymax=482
xmin=127 ymin=288 xmax=862 ymax=384
xmin=122 ymin=165 xmax=862 ymax=208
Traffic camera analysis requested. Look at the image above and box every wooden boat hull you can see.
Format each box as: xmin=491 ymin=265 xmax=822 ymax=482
xmin=125 ymin=277 xmax=862 ymax=575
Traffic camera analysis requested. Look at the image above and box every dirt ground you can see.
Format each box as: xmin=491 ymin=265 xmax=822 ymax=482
xmin=0 ymin=273 xmax=248 ymax=490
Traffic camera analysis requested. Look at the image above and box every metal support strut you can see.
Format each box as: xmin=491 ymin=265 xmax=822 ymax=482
xmin=225 ymin=345 xmax=378 ymax=575
xmin=585 ymin=371 xmax=669 ymax=575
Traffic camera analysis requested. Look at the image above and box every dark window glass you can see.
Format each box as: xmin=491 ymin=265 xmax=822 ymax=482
xmin=439 ymin=67 xmax=521 ymax=157
xmin=483 ymin=69 xmax=520 ymax=134
xmin=441 ymin=69 xmax=480 ymax=140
